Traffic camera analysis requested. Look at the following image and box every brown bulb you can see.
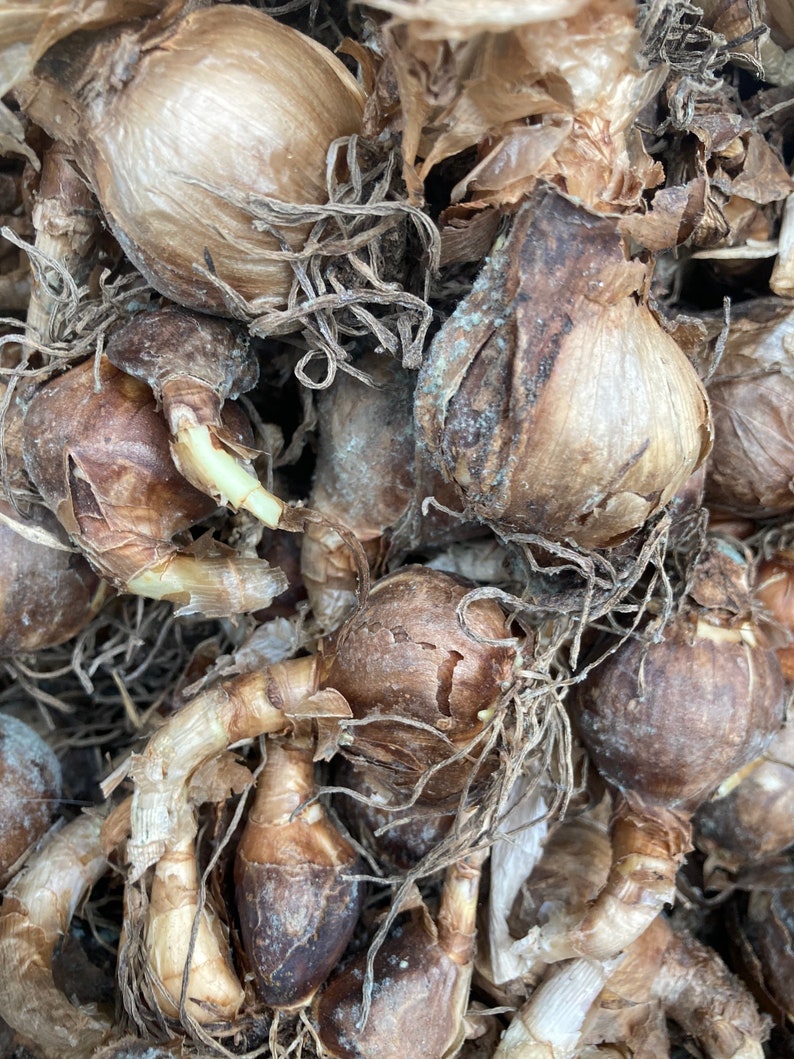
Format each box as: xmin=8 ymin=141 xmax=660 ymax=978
xmin=415 ymin=191 xmax=712 ymax=550
xmin=574 ymin=545 xmax=785 ymax=812
xmin=313 ymin=850 xmax=485 ymax=1059
xmin=704 ymin=299 xmax=794 ymax=518
xmin=332 ymin=758 xmax=453 ymax=872
xmin=21 ymin=358 xmax=287 ymax=616
xmin=0 ymin=713 xmax=61 ymax=887
xmin=235 ymin=739 xmax=363 ymax=1010
xmin=0 ymin=498 xmax=107 ymax=656
xmin=322 ymin=565 xmax=518 ymax=804
xmin=20 ymin=6 xmax=364 ymax=316
xmin=694 ymin=722 xmax=794 ymax=871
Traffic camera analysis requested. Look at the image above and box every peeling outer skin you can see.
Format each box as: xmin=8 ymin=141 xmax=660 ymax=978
xmin=0 ymin=813 xmax=112 ymax=1059
xmin=126 ymin=659 xmax=320 ymax=880
xmin=515 ymin=797 xmax=691 ymax=965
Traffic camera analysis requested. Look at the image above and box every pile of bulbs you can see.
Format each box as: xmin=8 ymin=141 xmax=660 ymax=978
xmin=0 ymin=1 xmax=793 ymax=1058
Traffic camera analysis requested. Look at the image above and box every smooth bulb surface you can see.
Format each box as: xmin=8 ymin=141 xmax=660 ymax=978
xmin=82 ymin=6 xmax=365 ymax=314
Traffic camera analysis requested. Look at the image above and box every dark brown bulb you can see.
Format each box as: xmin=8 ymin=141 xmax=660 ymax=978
xmin=322 ymin=565 xmax=518 ymax=804
xmin=313 ymin=852 xmax=484 ymax=1059
xmin=574 ymin=545 xmax=786 ymax=812
xmin=0 ymin=498 xmax=107 ymax=656
xmin=0 ymin=713 xmax=61 ymax=887
xmin=332 ymin=758 xmax=453 ymax=872
xmin=234 ymin=739 xmax=363 ymax=1010
xmin=694 ymin=722 xmax=794 ymax=870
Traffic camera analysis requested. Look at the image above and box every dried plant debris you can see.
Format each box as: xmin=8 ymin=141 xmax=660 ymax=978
xmin=1 ymin=0 xmax=794 ymax=1057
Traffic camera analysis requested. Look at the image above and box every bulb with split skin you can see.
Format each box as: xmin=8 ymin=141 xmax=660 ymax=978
xmin=122 ymin=564 xmax=517 ymax=881
xmin=21 ymin=357 xmax=288 ymax=617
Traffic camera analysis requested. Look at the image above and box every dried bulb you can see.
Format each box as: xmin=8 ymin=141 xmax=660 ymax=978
xmin=745 ymin=880 xmax=794 ymax=1023
xmin=0 ymin=713 xmax=61 ymax=887
xmin=21 ymin=358 xmax=288 ymax=617
xmin=574 ymin=542 xmax=785 ymax=812
xmin=415 ymin=191 xmax=712 ymax=550
xmin=313 ymin=848 xmax=486 ymax=1059
xmin=234 ymin=738 xmax=364 ymax=1009
xmin=322 ymin=565 xmax=518 ymax=804
xmin=520 ymin=541 xmax=785 ymax=965
xmin=18 ymin=5 xmax=365 ymax=315
xmin=332 ymin=757 xmax=453 ymax=872
xmin=0 ymin=496 xmax=108 ymax=655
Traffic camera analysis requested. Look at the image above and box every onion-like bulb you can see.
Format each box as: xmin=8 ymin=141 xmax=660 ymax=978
xmin=17 ymin=5 xmax=365 ymax=315
xmin=521 ymin=541 xmax=785 ymax=965
xmin=321 ymin=564 xmax=519 ymax=805
xmin=0 ymin=713 xmax=61 ymax=887
xmin=414 ymin=191 xmax=712 ymax=550
xmin=313 ymin=848 xmax=486 ymax=1059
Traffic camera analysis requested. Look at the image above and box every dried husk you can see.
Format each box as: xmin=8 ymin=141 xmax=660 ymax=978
xmin=704 ymin=300 xmax=794 ymax=518
xmin=0 ymin=812 xmax=112 ymax=1059
xmin=15 ymin=4 xmax=365 ymax=315
xmin=415 ymin=191 xmax=713 ymax=550
xmin=367 ymin=0 xmax=665 ymax=211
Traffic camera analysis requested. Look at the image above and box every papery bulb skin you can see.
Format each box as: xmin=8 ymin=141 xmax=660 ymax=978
xmin=0 ymin=713 xmax=61 ymax=887
xmin=26 ymin=6 xmax=365 ymax=316
xmin=21 ymin=358 xmax=218 ymax=586
xmin=234 ymin=740 xmax=364 ymax=1010
xmin=20 ymin=358 xmax=288 ymax=616
xmin=755 ymin=549 xmax=794 ymax=680
xmin=415 ymin=191 xmax=712 ymax=550
xmin=321 ymin=565 xmax=517 ymax=804
xmin=704 ymin=300 xmax=794 ymax=518
xmin=746 ymin=885 xmax=794 ymax=1021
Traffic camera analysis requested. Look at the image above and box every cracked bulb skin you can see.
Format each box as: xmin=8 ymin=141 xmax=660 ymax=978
xmin=321 ymin=565 xmax=518 ymax=805
xmin=414 ymin=191 xmax=712 ymax=550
